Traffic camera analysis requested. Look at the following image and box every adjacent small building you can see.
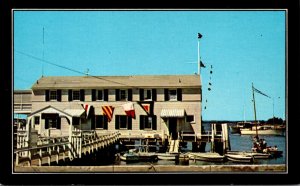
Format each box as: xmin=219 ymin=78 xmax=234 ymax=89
xmin=25 ymin=74 xmax=202 ymax=146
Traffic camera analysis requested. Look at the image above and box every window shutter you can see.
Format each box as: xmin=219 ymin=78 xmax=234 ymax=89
xmin=104 ymin=89 xmax=109 ymax=101
xmin=91 ymin=116 xmax=95 ymax=130
xmin=164 ymin=89 xmax=169 ymax=101
xmin=115 ymin=89 xmax=120 ymax=101
xmin=57 ymin=117 xmax=61 ymax=129
xmin=140 ymin=115 xmax=144 ymax=130
xmin=128 ymin=89 xmax=132 ymax=101
xmin=57 ymin=90 xmax=62 ymax=102
xmin=128 ymin=117 xmax=132 ymax=130
xmin=115 ymin=115 xmax=120 ymax=129
xmin=103 ymin=116 xmax=108 ymax=129
xmin=177 ymin=88 xmax=182 ymax=101
xmin=45 ymin=90 xmax=49 ymax=101
xmin=152 ymin=89 xmax=157 ymax=101
xmin=45 ymin=119 xmax=49 ymax=129
xmin=80 ymin=89 xmax=85 ymax=101
xmin=68 ymin=90 xmax=73 ymax=101
xmin=92 ymin=89 xmax=96 ymax=101
xmin=139 ymin=89 xmax=144 ymax=101
xmin=152 ymin=115 xmax=157 ymax=130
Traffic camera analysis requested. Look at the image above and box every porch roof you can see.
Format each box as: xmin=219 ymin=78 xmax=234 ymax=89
xmin=64 ymin=109 xmax=85 ymax=117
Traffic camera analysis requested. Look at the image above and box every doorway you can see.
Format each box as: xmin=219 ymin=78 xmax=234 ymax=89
xmin=169 ymin=118 xmax=178 ymax=140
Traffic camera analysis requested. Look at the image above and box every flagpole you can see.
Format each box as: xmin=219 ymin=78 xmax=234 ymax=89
xmin=197 ymin=33 xmax=202 ymax=75
xmin=252 ymin=83 xmax=258 ymax=138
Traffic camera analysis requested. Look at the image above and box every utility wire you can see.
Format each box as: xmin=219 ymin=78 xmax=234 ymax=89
xmin=14 ymin=50 xmax=131 ymax=87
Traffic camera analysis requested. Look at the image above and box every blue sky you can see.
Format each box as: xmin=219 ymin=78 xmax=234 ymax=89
xmin=13 ymin=10 xmax=286 ymax=121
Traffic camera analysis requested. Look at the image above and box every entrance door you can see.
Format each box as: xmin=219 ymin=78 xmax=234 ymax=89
xmin=169 ymin=118 xmax=177 ymax=140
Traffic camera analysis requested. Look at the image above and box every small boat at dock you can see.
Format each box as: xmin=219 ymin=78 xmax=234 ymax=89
xmin=187 ymin=152 xmax=225 ymax=162
xmin=120 ymin=151 xmax=158 ymax=162
xmin=226 ymin=151 xmax=271 ymax=159
xmin=155 ymin=153 xmax=177 ymax=160
xmin=225 ymin=153 xmax=254 ymax=163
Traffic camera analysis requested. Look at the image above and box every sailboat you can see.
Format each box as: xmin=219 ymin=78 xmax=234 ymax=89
xmin=241 ymin=83 xmax=283 ymax=158
xmin=240 ymin=83 xmax=285 ymax=136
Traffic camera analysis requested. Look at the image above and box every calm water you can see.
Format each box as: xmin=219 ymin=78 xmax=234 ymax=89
xmin=116 ymin=123 xmax=286 ymax=166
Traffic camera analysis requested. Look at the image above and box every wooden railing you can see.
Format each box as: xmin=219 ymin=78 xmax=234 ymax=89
xmin=14 ymin=130 xmax=120 ymax=166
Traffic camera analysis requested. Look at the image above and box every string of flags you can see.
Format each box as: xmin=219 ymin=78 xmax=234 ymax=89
xmin=81 ymin=101 xmax=153 ymax=122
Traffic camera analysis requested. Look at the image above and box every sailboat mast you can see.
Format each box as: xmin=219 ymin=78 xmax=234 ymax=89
xmin=252 ymin=83 xmax=258 ymax=137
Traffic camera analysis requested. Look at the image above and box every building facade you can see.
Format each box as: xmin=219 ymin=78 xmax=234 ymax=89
xmin=27 ymin=75 xmax=202 ymax=142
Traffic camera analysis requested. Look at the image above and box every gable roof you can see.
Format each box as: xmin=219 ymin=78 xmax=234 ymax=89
xmin=32 ymin=75 xmax=201 ymax=89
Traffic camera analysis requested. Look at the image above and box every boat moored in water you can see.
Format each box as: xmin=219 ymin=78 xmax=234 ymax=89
xmin=187 ymin=152 xmax=225 ymax=162
xmin=225 ymin=153 xmax=254 ymax=163
xmin=155 ymin=153 xmax=177 ymax=160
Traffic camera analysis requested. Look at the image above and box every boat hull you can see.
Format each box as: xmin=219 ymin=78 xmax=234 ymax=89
xmin=155 ymin=153 xmax=177 ymax=160
xmin=240 ymin=129 xmax=284 ymax=136
xmin=188 ymin=152 xmax=225 ymax=162
xmin=225 ymin=154 xmax=253 ymax=163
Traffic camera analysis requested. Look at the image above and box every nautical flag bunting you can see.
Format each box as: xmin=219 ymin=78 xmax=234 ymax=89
xmin=122 ymin=102 xmax=135 ymax=119
xmin=83 ymin=103 xmax=91 ymax=119
xmin=102 ymin=106 xmax=114 ymax=122
xmin=253 ymin=87 xmax=271 ymax=98
xmin=138 ymin=101 xmax=154 ymax=115
xmin=200 ymin=61 xmax=206 ymax=68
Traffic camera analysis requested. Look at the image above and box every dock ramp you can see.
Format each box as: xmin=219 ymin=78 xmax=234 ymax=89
xmin=168 ymin=139 xmax=180 ymax=153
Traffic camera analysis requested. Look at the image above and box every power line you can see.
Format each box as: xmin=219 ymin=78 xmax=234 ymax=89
xmin=14 ymin=50 xmax=131 ymax=87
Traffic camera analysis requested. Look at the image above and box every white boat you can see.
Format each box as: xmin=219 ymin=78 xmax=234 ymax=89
xmin=188 ymin=152 xmax=225 ymax=162
xmin=226 ymin=151 xmax=270 ymax=159
xmin=240 ymin=127 xmax=284 ymax=136
xmin=155 ymin=153 xmax=177 ymax=160
xmin=120 ymin=153 xmax=139 ymax=162
xmin=225 ymin=153 xmax=253 ymax=163
xmin=120 ymin=151 xmax=158 ymax=162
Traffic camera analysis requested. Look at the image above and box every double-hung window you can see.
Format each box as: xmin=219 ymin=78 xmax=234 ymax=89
xmin=115 ymin=115 xmax=132 ymax=130
xmin=45 ymin=90 xmax=61 ymax=101
xmin=140 ymin=115 xmax=157 ymax=130
xmin=72 ymin=90 xmax=80 ymax=101
xmin=139 ymin=89 xmax=157 ymax=101
xmin=116 ymin=89 xmax=132 ymax=101
xmin=164 ymin=88 xmax=182 ymax=101
xmin=95 ymin=115 xmax=108 ymax=129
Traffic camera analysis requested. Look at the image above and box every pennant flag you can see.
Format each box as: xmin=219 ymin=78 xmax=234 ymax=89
xmin=200 ymin=61 xmax=206 ymax=68
xmin=253 ymin=87 xmax=271 ymax=98
xmin=83 ymin=103 xmax=91 ymax=119
xmin=141 ymin=103 xmax=150 ymax=114
xmin=198 ymin=33 xmax=202 ymax=39
xmin=102 ymin=106 xmax=114 ymax=122
xmin=137 ymin=101 xmax=154 ymax=115
xmin=122 ymin=102 xmax=135 ymax=119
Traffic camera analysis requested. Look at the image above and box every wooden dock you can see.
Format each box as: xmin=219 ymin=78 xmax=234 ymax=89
xmin=14 ymin=131 xmax=120 ymax=166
